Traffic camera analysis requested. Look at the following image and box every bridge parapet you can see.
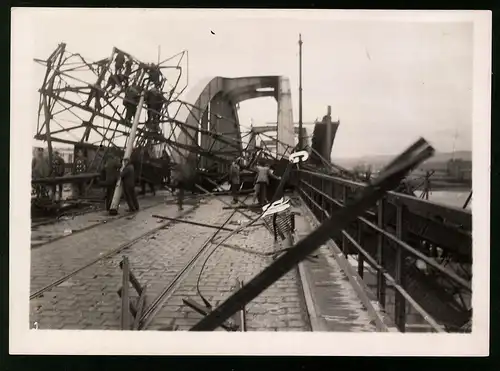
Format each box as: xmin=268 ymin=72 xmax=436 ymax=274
xmin=294 ymin=168 xmax=472 ymax=333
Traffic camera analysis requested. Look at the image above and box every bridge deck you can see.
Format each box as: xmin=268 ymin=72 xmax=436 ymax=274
xmin=30 ymin=191 xmax=382 ymax=332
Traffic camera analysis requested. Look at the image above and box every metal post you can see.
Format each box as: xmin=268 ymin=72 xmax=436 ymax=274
xmin=298 ymin=34 xmax=303 ymax=150
xmin=109 ymin=92 xmax=146 ymax=215
xmin=341 ymin=184 xmax=348 ymax=255
xmin=325 ymin=106 xmax=332 ymax=164
xmin=273 ymin=214 xmax=278 ymax=241
xmin=394 ymin=202 xmax=406 ymax=332
xmin=357 ymin=223 xmax=364 ymax=279
xmin=42 ymin=96 xmax=55 ymax=201
xmin=376 ymin=199 xmax=386 ymax=308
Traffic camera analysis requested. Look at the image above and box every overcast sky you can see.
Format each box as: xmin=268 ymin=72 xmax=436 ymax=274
xmin=15 ymin=9 xmax=473 ymax=159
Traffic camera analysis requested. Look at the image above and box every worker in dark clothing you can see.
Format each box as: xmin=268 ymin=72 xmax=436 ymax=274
xmin=86 ymin=85 xmax=103 ymax=111
xmin=228 ymin=159 xmax=241 ymax=204
xmin=161 ymin=150 xmax=171 ymax=188
xmin=147 ymin=64 xmax=161 ymax=88
xmin=73 ymin=149 xmax=87 ymax=197
xmin=172 ymin=161 xmax=195 ymax=211
xmin=103 ymin=155 xmax=121 ymax=211
xmin=121 ymin=158 xmax=139 ymax=212
xmin=105 ymin=74 xmax=128 ymax=92
xmin=115 ymin=51 xmax=125 ymax=73
xmin=51 ymin=151 xmax=66 ymax=200
xmin=145 ymin=87 xmax=164 ymax=132
xmin=137 ymin=148 xmax=156 ymax=196
xmin=253 ymin=160 xmax=280 ymax=205
xmin=123 ymin=85 xmax=141 ymax=123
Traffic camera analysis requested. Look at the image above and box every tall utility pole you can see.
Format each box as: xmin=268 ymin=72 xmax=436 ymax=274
xmin=298 ymin=34 xmax=303 ymax=150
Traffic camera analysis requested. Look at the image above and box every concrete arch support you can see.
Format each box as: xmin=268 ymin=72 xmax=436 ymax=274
xmin=173 ymin=75 xmax=295 ymax=166
xmin=276 ymin=77 xmax=295 ymax=157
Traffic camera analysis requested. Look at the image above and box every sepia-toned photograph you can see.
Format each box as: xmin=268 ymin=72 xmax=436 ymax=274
xmin=10 ymin=8 xmax=491 ymax=355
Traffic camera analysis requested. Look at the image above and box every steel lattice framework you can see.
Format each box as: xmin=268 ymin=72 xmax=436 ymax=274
xmin=34 ymin=43 xmax=308 ymax=177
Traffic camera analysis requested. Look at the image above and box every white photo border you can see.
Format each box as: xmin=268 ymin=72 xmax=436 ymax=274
xmin=10 ymin=8 xmax=491 ymax=356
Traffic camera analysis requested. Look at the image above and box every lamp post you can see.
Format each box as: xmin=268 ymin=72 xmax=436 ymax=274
xmin=298 ymin=34 xmax=303 ymax=150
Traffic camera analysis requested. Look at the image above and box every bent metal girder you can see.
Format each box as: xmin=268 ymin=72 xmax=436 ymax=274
xmin=190 ymin=138 xmax=437 ymax=331
xmin=35 ymin=45 xmax=178 ymax=167
xmin=34 ymin=44 xmax=250 ymax=172
xmin=172 ymin=75 xmax=296 ymax=168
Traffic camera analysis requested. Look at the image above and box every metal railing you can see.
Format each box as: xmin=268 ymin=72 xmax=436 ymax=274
xmin=294 ymin=168 xmax=472 ymax=333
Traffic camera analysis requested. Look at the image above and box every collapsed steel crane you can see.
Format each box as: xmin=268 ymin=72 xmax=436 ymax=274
xmin=32 ymin=43 xmax=323 ymax=214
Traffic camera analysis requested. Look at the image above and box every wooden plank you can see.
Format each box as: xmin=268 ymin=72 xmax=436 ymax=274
xmin=133 ymin=287 xmax=147 ymax=330
xmin=121 ymin=256 xmax=131 ymax=330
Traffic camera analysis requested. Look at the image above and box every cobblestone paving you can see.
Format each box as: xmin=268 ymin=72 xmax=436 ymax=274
xmin=29 ymin=196 xmax=311 ymax=331
xmin=30 ymin=194 xmax=196 ymax=295
xmin=30 ymin=191 xmax=174 ymax=246
xmin=29 ymin=196 xmax=204 ymax=330
xmin=147 ymin=200 xmax=310 ymax=332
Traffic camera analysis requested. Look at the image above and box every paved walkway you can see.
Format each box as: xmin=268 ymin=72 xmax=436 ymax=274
xmin=29 ymin=194 xmax=381 ymax=332
xmin=31 ymin=192 xmax=169 ymax=247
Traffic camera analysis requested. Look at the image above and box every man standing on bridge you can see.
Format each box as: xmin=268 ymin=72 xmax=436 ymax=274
xmin=253 ymin=160 xmax=281 ymax=205
xmin=103 ymin=155 xmax=121 ymax=211
xmin=120 ymin=158 xmax=139 ymax=212
xmin=123 ymin=84 xmax=141 ymax=124
xmin=228 ymin=158 xmax=241 ymax=204
xmin=172 ymin=161 xmax=195 ymax=211
xmin=161 ymin=149 xmax=171 ymax=189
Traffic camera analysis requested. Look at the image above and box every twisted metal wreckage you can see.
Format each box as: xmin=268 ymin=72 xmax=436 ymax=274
xmin=32 ymin=44 xmax=336 ymax=207
xmin=31 ymin=43 xmax=471 ymax=332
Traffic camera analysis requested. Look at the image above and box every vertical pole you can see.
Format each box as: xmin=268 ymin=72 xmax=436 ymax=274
xmin=298 ymin=34 xmax=303 ymax=150
xmin=376 ymin=199 xmax=386 ymax=308
xmin=239 ymin=280 xmax=247 ymax=332
xmin=109 ymin=92 xmax=146 ymax=215
xmin=273 ymin=214 xmax=278 ymax=241
xmin=325 ymin=106 xmax=332 ymax=164
xmin=42 ymin=96 xmax=55 ymax=201
xmin=341 ymin=185 xmax=348 ymax=256
xmin=357 ymin=222 xmax=364 ymax=278
xmin=394 ymin=203 xmax=407 ymax=332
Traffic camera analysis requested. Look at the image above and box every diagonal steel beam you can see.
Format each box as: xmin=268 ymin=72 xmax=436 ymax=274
xmin=189 ymin=138 xmax=435 ymax=331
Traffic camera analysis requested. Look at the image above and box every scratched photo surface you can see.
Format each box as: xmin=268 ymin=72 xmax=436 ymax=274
xmin=11 ymin=8 xmax=490 ymax=355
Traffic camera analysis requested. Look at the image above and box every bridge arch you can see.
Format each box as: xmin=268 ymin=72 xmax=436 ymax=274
xmin=173 ymin=75 xmax=295 ymax=169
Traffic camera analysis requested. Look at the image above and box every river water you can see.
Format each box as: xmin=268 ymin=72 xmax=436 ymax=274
xmin=414 ymin=190 xmax=472 ymax=210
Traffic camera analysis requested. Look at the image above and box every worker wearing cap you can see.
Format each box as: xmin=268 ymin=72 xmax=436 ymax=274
xmin=228 ymin=159 xmax=241 ymax=204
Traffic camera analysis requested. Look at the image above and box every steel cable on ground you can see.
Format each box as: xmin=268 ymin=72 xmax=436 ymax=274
xmin=138 ymin=158 xmax=297 ymax=325
xmin=194 ymin=192 xmax=254 ymax=310
xmin=193 ymin=161 xmax=295 ymax=309
xmin=138 ymin=181 xmax=254 ymax=328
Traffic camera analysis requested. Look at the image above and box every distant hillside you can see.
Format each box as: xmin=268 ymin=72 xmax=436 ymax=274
xmin=333 ymin=151 xmax=472 ymax=170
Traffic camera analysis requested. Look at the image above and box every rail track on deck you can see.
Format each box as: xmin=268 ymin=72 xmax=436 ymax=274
xmin=30 ymin=193 xmax=206 ymax=249
xmin=134 ymin=195 xmax=314 ymax=332
xmin=29 ymin=202 xmax=201 ymax=300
